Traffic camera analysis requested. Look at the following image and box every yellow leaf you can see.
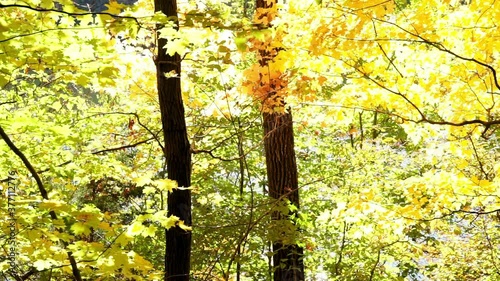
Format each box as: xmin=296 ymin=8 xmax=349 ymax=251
xmin=33 ymin=259 xmax=54 ymax=270
xmin=38 ymin=200 xmax=69 ymax=212
xmin=127 ymin=221 xmax=144 ymax=237
xmin=133 ymin=173 xmax=153 ymax=186
xmin=471 ymin=176 xmax=490 ymax=187
xmin=178 ymin=221 xmax=192 ymax=231
xmin=164 ymin=70 xmax=178 ymax=78
xmin=143 ymin=225 xmax=157 ymax=237
xmin=143 ymin=185 xmax=157 ymax=195
xmin=71 ymin=222 xmax=91 ymax=236
xmin=165 ymin=39 xmax=189 ymax=56
xmin=154 ymin=179 xmax=178 ymax=193
xmin=162 ymin=215 xmax=179 ymax=229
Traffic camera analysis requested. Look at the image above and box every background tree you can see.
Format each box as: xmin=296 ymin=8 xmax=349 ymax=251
xmin=247 ymin=0 xmax=305 ymax=279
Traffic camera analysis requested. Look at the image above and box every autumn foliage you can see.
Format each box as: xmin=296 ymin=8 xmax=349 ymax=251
xmin=2 ymin=0 xmax=500 ymax=280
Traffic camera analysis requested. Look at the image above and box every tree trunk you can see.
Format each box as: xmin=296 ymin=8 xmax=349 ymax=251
xmin=255 ymin=0 xmax=305 ymax=280
xmin=263 ymin=111 xmax=304 ymax=281
xmin=154 ymin=0 xmax=192 ymax=280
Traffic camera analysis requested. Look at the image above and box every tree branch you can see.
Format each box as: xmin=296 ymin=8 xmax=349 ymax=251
xmin=376 ymin=17 xmax=500 ymax=91
xmin=92 ymin=137 xmax=155 ymax=154
xmin=83 ymin=111 xmax=165 ymax=153
xmin=347 ymin=61 xmax=500 ymax=138
xmin=0 ymin=3 xmax=141 ymax=26
xmin=0 ymin=125 xmax=47 ymax=199
xmin=0 ymin=125 xmax=83 ymax=281
xmin=0 ymin=26 xmax=106 ymax=44
xmin=0 ymin=100 xmax=16 ymax=106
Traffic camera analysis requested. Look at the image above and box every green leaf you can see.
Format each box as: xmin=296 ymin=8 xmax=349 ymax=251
xmin=235 ymin=36 xmax=248 ymax=52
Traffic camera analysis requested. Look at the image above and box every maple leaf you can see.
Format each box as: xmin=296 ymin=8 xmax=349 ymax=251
xmin=153 ymin=178 xmax=178 ymax=193
xmin=143 ymin=225 xmax=157 ymax=237
xmin=71 ymin=222 xmax=91 ymax=236
xmin=126 ymin=221 xmax=144 ymax=237
xmin=33 ymin=260 xmax=54 ymax=270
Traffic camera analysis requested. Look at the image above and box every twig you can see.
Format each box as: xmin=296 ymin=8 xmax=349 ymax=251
xmin=92 ymin=137 xmax=154 ymax=154
xmin=0 ymin=3 xmax=141 ymax=26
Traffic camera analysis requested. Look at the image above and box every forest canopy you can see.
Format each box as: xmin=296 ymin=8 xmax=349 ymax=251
xmin=1 ymin=0 xmax=500 ymax=280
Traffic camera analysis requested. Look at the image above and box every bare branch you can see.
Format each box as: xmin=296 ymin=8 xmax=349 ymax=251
xmin=0 ymin=100 xmax=16 ymax=106
xmin=92 ymin=137 xmax=155 ymax=154
xmin=83 ymin=111 xmax=165 ymax=152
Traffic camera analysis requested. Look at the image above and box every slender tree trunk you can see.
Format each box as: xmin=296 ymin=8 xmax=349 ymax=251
xmin=154 ymin=0 xmax=192 ymax=280
xmin=255 ymin=0 xmax=305 ymax=280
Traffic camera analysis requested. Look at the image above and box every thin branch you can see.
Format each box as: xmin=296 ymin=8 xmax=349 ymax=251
xmin=92 ymin=137 xmax=155 ymax=154
xmin=0 ymin=100 xmax=16 ymax=106
xmin=351 ymin=0 xmax=393 ymax=12
xmin=0 ymin=125 xmax=47 ymax=199
xmin=377 ymin=42 xmax=404 ymax=78
xmin=227 ymin=120 xmax=249 ymax=280
xmin=419 ymin=39 xmax=500 ymax=91
xmin=1 ymin=137 xmax=155 ymax=183
xmin=344 ymin=61 xmax=500 ymax=137
xmin=369 ymin=247 xmax=381 ymax=281
xmin=402 ymin=206 xmax=500 ymax=223
xmin=334 ymin=221 xmax=347 ymax=276
xmin=20 ymin=268 xmax=36 ymax=280
xmin=482 ymin=217 xmax=500 ymax=277
xmin=226 ymin=192 xmax=292 ymax=280
xmin=191 ymin=148 xmax=240 ymax=162
xmin=374 ymin=17 xmax=500 ymax=91
xmin=0 ymin=26 xmax=106 ymax=44
xmin=191 ymin=123 xmax=263 ymax=163
xmin=84 ymin=111 xmax=164 ymax=152
xmin=78 ymin=227 xmax=128 ymax=263
xmin=344 ymin=59 xmax=426 ymax=119
xmin=0 ymin=3 xmax=141 ymax=26
xmin=467 ymin=135 xmax=489 ymax=180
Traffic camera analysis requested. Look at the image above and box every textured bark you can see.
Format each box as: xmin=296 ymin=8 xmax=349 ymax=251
xmin=154 ymin=0 xmax=192 ymax=280
xmin=255 ymin=0 xmax=304 ymax=279
xmin=263 ymin=112 xmax=304 ymax=281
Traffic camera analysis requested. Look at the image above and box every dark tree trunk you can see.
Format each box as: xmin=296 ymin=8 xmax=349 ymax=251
xmin=154 ymin=0 xmax=192 ymax=280
xmin=254 ymin=1 xmax=304 ymax=280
